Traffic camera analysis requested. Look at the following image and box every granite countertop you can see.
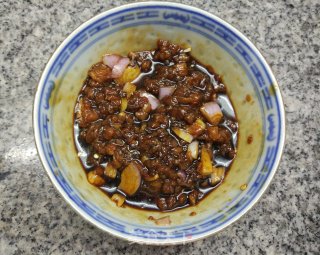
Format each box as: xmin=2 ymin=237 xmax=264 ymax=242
xmin=1 ymin=0 xmax=319 ymax=254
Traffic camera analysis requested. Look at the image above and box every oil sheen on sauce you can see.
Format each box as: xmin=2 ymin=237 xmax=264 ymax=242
xmin=74 ymin=53 xmax=238 ymax=211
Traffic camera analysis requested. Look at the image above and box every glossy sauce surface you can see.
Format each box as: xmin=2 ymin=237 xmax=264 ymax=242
xmin=74 ymin=40 xmax=238 ymax=211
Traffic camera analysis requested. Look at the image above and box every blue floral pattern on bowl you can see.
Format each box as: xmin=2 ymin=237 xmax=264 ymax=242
xmin=34 ymin=2 xmax=285 ymax=244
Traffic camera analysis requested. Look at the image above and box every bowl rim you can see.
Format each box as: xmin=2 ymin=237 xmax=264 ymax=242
xmin=33 ymin=1 xmax=286 ymax=245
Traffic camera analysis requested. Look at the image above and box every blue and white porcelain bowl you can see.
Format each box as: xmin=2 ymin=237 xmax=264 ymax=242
xmin=33 ymin=2 xmax=285 ymax=245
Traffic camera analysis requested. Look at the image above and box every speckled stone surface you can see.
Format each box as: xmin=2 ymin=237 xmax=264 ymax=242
xmin=0 ymin=0 xmax=319 ymax=254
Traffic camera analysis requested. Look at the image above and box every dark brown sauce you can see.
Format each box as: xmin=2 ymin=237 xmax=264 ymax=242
xmin=73 ymin=42 xmax=238 ymax=212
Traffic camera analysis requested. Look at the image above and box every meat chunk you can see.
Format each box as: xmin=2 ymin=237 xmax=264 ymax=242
xmin=88 ymin=62 xmax=112 ymax=83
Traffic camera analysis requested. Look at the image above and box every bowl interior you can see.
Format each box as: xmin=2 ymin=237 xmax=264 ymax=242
xmin=35 ymin=3 xmax=284 ymax=244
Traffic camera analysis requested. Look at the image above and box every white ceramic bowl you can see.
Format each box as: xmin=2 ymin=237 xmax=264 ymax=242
xmin=33 ymin=2 xmax=285 ymax=245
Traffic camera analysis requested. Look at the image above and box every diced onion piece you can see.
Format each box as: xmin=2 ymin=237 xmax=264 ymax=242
xmin=200 ymin=102 xmax=223 ymax=125
xmin=187 ymin=141 xmax=199 ymax=160
xmin=154 ymin=216 xmax=171 ymax=226
xmin=120 ymin=98 xmax=127 ymax=112
xmin=116 ymin=66 xmax=141 ymax=85
xmin=87 ymin=171 xmax=105 ymax=186
xmin=210 ymin=167 xmax=225 ymax=185
xmin=111 ymin=57 xmax=130 ymax=78
xmin=104 ymin=163 xmax=117 ymax=179
xmin=123 ymin=82 xmax=136 ymax=98
xmin=141 ymin=92 xmax=160 ymax=110
xmin=159 ymin=86 xmax=176 ymax=100
xmin=188 ymin=119 xmax=206 ymax=136
xmin=195 ymin=118 xmax=206 ymax=129
xmin=118 ymin=162 xmax=142 ymax=196
xmin=199 ymin=147 xmax=213 ymax=176
xmin=103 ymin=54 xmax=121 ymax=68
xmin=172 ymin=127 xmax=193 ymax=143
xmin=144 ymin=174 xmax=159 ymax=182
xmin=111 ymin=193 xmax=125 ymax=207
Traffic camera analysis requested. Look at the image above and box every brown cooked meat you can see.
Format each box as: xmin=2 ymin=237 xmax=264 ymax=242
xmin=74 ymin=40 xmax=238 ymax=211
